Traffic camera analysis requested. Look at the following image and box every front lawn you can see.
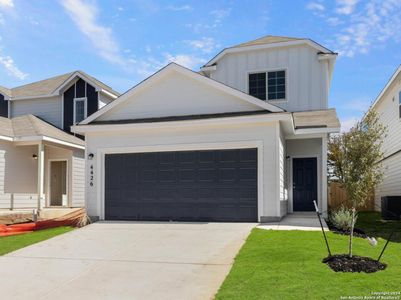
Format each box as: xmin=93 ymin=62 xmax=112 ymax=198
xmin=0 ymin=226 xmax=74 ymax=255
xmin=215 ymin=213 xmax=401 ymax=300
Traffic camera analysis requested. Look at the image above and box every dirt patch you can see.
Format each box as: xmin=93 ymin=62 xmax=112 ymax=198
xmin=323 ymin=254 xmax=386 ymax=273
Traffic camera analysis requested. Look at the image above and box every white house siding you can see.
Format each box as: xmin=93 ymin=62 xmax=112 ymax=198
xmin=71 ymin=149 xmax=85 ymax=207
xmin=286 ymin=138 xmax=323 ymax=213
xmin=0 ymin=141 xmax=38 ymax=209
xmin=98 ymin=93 xmax=113 ymax=109
xmin=375 ymin=152 xmax=401 ymax=210
xmin=85 ymin=121 xmax=281 ymax=221
xmin=373 ymin=73 xmax=401 ymax=209
xmin=10 ymin=96 xmax=63 ymax=129
xmin=210 ymin=45 xmax=329 ymax=112
xmin=97 ymin=70 xmax=263 ymax=122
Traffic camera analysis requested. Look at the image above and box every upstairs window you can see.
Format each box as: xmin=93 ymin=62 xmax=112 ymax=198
xmin=73 ymin=97 xmax=87 ymax=124
xmin=249 ymin=70 xmax=286 ymax=101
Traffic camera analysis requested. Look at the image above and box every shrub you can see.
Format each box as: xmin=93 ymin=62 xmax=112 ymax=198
xmin=330 ymin=207 xmax=357 ymax=231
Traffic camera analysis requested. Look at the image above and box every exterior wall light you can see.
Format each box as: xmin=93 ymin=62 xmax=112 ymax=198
xmin=32 ymin=154 xmax=38 ymax=160
xmin=88 ymin=153 xmax=94 ymax=160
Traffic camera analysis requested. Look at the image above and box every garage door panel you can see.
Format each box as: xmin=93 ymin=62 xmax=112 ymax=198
xmin=105 ymin=148 xmax=257 ymax=222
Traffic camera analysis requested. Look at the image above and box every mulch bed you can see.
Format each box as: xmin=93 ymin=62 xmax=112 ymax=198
xmin=323 ymin=254 xmax=387 ymax=273
xmin=325 ymin=219 xmax=367 ymax=238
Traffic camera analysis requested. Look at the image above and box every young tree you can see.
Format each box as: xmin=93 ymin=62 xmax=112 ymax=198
xmin=328 ymin=110 xmax=386 ymax=257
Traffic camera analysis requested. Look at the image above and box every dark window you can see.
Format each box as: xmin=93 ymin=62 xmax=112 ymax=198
xmin=248 ymin=70 xmax=286 ymax=101
xmin=248 ymin=73 xmax=266 ymax=100
xmin=267 ymin=70 xmax=286 ymax=100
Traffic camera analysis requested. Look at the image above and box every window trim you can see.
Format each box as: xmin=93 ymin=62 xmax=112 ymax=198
xmin=247 ymin=68 xmax=288 ymax=103
xmin=73 ymin=97 xmax=87 ymax=124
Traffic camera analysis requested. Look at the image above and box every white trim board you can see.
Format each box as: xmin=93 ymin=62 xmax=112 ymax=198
xmin=95 ymin=141 xmax=264 ymax=221
xmin=203 ymin=39 xmax=336 ymax=68
xmin=47 ymin=159 xmax=69 ymax=207
xmin=80 ymin=63 xmax=284 ymax=125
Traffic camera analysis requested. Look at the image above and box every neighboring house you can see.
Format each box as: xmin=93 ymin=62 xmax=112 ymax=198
xmin=366 ymin=65 xmax=401 ymax=209
xmin=73 ymin=35 xmax=341 ymax=222
xmin=0 ymin=72 xmax=119 ymax=210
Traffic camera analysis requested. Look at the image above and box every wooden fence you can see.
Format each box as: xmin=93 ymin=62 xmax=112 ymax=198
xmin=328 ymin=182 xmax=375 ymax=211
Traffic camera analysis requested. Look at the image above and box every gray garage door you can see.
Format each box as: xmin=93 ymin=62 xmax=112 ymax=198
xmin=104 ymin=148 xmax=258 ymax=222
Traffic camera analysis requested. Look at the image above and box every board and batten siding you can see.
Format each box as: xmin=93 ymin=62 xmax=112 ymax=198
xmin=210 ymin=45 xmax=329 ymax=112
xmin=372 ymin=72 xmax=401 ymax=209
xmin=72 ymin=150 xmax=85 ymax=207
xmin=10 ymin=96 xmax=62 ymax=128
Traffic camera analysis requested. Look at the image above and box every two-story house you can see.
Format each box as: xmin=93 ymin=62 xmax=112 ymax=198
xmin=73 ymin=36 xmax=341 ymax=222
xmin=366 ymin=65 xmax=401 ymax=210
xmin=0 ymin=71 xmax=119 ymax=211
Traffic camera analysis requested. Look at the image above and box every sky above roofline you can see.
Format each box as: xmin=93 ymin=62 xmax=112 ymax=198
xmin=1 ymin=0 xmax=401 ymax=131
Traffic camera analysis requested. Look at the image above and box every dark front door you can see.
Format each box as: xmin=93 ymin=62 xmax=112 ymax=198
xmin=104 ymin=149 xmax=258 ymax=222
xmin=292 ymin=157 xmax=317 ymax=211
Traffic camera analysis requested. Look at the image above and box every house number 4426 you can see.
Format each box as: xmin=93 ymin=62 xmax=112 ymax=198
xmin=90 ymin=164 xmax=94 ymax=187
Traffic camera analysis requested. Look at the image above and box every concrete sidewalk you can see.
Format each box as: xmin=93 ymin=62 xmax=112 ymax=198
xmin=258 ymin=213 xmax=328 ymax=231
xmin=0 ymin=222 xmax=254 ymax=300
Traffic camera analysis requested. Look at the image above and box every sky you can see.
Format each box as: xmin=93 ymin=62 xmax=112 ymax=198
xmin=1 ymin=0 xmax=401 ymax=131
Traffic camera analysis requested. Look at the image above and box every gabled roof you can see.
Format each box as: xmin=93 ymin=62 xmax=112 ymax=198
xmin=203 ymin=35 xmax=336 ymax=68
xmin=0 ymin=86 xmax=12 ymax=98
xmin=0 ymin=114 xmax=84 ymax=148
xmin=233 ymin=35 xmax=304 ymax=48
xmin=80 ymin=63 xmax=284 ymax=125
xmin=368 ymin=64 xmax=401 ymax=112
xmin=1 ymin=71 xmax=120 ymax=100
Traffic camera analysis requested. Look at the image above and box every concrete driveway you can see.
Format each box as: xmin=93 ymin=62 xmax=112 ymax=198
xmin=0 ymin=222 xmax=254 ymax=300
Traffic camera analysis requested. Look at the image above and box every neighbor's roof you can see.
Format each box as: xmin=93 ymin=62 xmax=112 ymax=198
xmin=292 ymin=109 xmax=340 ymax=129
xmin=0 ymin=86 xmax=12 ymax=98
xmin=1 ymin=71 xmax=120 ymax=99
xmin=203 ymin=35 xmax=336 ymax=68
xmin=0 ymin=114 xmax=84 ymax=147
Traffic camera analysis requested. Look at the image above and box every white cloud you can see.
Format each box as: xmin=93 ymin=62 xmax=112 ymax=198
xmin=340 ymin=116 xmax=358 ymax=132
xmin=60 ymin=0 xmax=125 ymax=65
xmin=306 ymin=2 xmax=325 ymax=12
xmin=136 ymin=53 xmax=205 ymax=77
xmin=336 ymin=0 xmax=359 ymax=15
xmin=342 ymin=98 xmax=372 ymax=112
xmin=0 ymin=0 xmax=13 ymax=8
xmin=166 ymin=5 xmax=192 ymax=12
xmin=186 ymin=37 xmax=219 ymax=54
xmin=0 ymin=54 xmax=28 ymax=79
xmin=164 ymin=53 xmax=205 ymax=69
xmin=210 ymin=9 xmax=230 ymax=25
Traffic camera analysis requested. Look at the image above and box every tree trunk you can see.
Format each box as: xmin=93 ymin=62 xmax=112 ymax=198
xmin=348 ymin=208 xmax=356 ymax=258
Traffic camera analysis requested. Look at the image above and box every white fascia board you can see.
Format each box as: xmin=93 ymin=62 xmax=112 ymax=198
xmin=9 ymin=94 xmax=58 ymax=101
xmin=13 ymin=135 xmax=85 ymax=150
xmin=294 ymin=127 xmax=340 ymax=135
xmin=80 ymin=63 xmax=283 ymax=125
xmin=0 ymin=135 xmax=13 ymax=141
xmin=200 ymin=65 xmax=217 ymax=72
xmin=99 ymin=89 xmax=118 ymax=99
xmin=72 ymin=112 xmax=292 ymax=134
xmin=368 ymin=64 xmax=401 ymax=113
xmin=204 ymin=40 xmax=334 ymax=67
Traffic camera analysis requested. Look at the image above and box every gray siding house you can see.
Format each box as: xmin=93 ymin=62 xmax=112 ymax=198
xmin=0 ymin=71 xmax=119 ymax=210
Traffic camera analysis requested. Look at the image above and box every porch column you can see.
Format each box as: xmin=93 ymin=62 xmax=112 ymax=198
xmin=37 ymin=142 xmax=45 ymax=210
xmin=322 ymin=135 xmax=328 ymax=216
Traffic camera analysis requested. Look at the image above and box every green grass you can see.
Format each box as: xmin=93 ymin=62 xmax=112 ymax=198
xmin=0 ymin=226 xmax=74 ymax=255
xmin=215 ymin=213 xmax=401 ymax=300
